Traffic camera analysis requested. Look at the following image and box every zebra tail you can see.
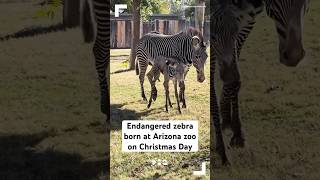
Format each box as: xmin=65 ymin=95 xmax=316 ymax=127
xmin=135 ymin=57 xmax=139 ymax=75
xmin=80 ymin=0 xmax=96 ymax=43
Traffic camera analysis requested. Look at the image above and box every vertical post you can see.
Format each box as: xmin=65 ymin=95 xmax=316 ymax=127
xmin=129 ymin=0 xmax=141 ymax=70
xmin=195 ymin=0 xmax=205 ymax=35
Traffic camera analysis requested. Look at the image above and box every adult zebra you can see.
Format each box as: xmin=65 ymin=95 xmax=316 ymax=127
xmin=211 ymin=0 xmax=309 ymax=165
xmin=135 ymin=29 xmax=208 ymax=102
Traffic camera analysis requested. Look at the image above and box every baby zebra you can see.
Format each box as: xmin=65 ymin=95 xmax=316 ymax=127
xmin=147 ymin=56 xmax=189 ymax=114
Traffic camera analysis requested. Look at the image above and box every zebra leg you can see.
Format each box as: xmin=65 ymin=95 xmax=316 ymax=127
xmin=179 ymin=82 xmax=183 ymax=102
xmin=211 ymin=79 xmax=229 ymax=165
xmin=180 ymin=70 xmax=188 ymax=103
xmin=147 ymin=68 xmax=156 ymax=108
xmin=179 ymin=81 xmax=186 ymax=108
xmin=138 ymin=62 xmax=148 ymax=101
xmin=219 ymin=60 xmax=244 ymax=147
xmin=174 ymin=80 xmax=181 ymax=114
xmin=163 ymin=80 xmax=169 ymax=112
xmin=93 ymin=42 xmax=108 ymax=115
xmin=168 ymin=93 xmax=173 ymax=108
xmin=165 ymin=79 xmax=172 ymax=108
xmin=211 ymin=55 xmax=229 ymax=165
xmin=229 ymin=81 xmax=244 ymax=148
xmin=220 ymin=84 xmax=232 ymax=130
xmin=151 ymin=69 xmax=160 ymax=101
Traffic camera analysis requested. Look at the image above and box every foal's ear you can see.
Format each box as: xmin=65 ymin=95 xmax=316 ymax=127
xmin=192 ymin=36 xmax=200 ymax=49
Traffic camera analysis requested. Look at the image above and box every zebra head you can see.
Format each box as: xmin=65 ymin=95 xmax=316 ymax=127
xmin=191 ymin=36 xmax=208 ymax=83
xmin=166 ymin=58 xmax=189 ymax=83
xmin=212 ymin=0 xmax=263 ymax=70
xmin=266 ymin=0 xmax=309 ymax=67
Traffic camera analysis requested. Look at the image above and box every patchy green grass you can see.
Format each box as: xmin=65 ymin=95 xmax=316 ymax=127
xmin=110 ymin=49 xmax=211 ymax=179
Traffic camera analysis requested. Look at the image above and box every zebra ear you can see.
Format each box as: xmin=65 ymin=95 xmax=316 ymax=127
xmin=192 ymin=36 xmax=200 ymax=49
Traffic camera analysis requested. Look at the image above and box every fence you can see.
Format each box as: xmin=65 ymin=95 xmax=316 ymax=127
xmin=110 ymin=13 xmax=210 ymax=49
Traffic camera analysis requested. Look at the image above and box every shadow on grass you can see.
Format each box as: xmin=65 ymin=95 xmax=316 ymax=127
xmin=111 ymin=103 xmax=156 ymax=130
xmin=110 ymin=69 xmax=134 ymax=74
xmin=0 ymin=23 xmax=66 ymax=41
xmin=0 ymin=131 xmax=107 ymax=180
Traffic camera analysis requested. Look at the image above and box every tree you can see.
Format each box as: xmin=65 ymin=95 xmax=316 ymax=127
xmin=195 ymin=0 xmax=205 ymax=34
xmin=129 ymin=0 xmax=141 ymax=70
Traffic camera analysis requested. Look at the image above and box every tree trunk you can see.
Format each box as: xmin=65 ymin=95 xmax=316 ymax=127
xmin=63 ymin=0 xmax=80 ymax=28
xmin=195 ymin=0 xmax=205 ymax=35
xmin=129 ymin=0 xmax=141 ymax=70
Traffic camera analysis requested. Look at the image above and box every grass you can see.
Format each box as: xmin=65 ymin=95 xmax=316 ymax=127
xmin=110 ymin=49 xmax=131 ymax=57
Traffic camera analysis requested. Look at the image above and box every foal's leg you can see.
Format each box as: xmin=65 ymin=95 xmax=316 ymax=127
xmin=174 ymin=80 xmax=181 ymax=114
xmin=151 ymin=69 xmax=160 ymax=101
xmin=147 ymin=66 xmax=157 ymax=108
xmin=179 ymin=81 xmax=186 ymax=108
xmin=163 ymin=79 xmax=169 ymax=112
xmin=166 ymin=80 xmax=173 ymax=108
xmin=179 ymin=70 xmax=188 ymax=102
xmin=220 ymin=84 xmax=232 ymax=130
xmin=230 ymin=81 xmax=244 ymax=147
xmin=211 ymin=55 xmax=229 ymax=165
xmin=218 ymin=59 xmax=244 ymax=147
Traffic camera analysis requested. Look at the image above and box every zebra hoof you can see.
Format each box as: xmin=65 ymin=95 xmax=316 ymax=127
xmin=152 ymin=92 xmax=157 ymax=101
xmin=142 ymin=93 xmax=147 ymax=102
xmin=147 ymin=102 xmax=152 ymax=109
xmin=152 ymin=96 xmax=157 ymax=101
xmin=230 ymin=136 xmax=245 ymax=148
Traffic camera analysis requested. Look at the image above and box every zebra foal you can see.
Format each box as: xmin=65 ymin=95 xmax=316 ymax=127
xmin=147 ymin=56 xmax=189 ymax=114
